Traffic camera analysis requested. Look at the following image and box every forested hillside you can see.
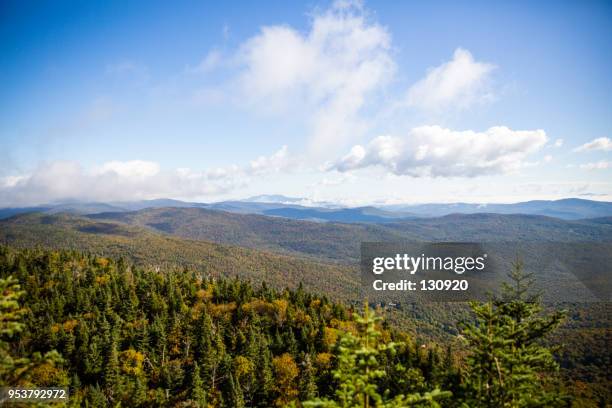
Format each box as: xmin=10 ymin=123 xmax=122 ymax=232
xmin=0 ymin=212 xmax=471 ymax=342
xmin=0 ymin=212 xmax=610 ymax=405
xmin=88 ymin=207 xmax=407 ymax=262
xmin=0 ymin=213 xmax=358 ymax=299
xmin=88 ymin=208 xmax=612 ymax=263
xmin=0 ymin=247 xmax=572 ymax=407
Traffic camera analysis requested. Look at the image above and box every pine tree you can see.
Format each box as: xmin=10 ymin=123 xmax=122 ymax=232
xmin=228 ymin=372 xmax=245 ymax=408
xmin=104 ymin=333 xmax=120 ymax=395
xmin=285 ymin=327 xmax=299 ymax=356
xmin=132 ymin=376 xmax=148 ymax=406
xmin=0 ymin=276 xmax=63 ymax=385
xmin=303 ymin=304 xmax=450 ymax=407
xmin=0 ymin=276 xmax=26 ymax=384
xmin=461 ymin=261 xmax=568 ymax=407
xmin=299 ymin=353 xmax=318 ymax=400
xmin=191 ymin=362 xmax=207 ymax=407
xmin=86 ymin=383 xmax=108 ymax=407
xmin=254 ymin=335 xmax=275 ymax=405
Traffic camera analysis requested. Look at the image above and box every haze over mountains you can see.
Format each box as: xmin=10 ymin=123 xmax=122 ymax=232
xmin=2 ymin=196 xmax=612 ymax=222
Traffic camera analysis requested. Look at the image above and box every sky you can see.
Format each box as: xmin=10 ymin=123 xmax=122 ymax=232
xmin=1 ymin=0 xmax=611 ymax=207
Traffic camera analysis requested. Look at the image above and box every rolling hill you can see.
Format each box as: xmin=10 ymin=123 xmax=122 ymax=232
xmin=0 ymin=212 xmax=358 ymax=299
xmin=87 ymin=208 xmax=612 ymax=264
xmin=87 ymin=207 xmax=409 ymax=262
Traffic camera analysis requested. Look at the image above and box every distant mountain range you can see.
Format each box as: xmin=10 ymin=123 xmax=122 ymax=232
xmin=31 ymin=207 xmax=612 ymax=264
xmin=1 ymin=197 xmax=612 ymax=222
xmin=381 ymin=198 xmax=612 ymax=220
xmin=1 ymin=207 xmax=610 ymax=299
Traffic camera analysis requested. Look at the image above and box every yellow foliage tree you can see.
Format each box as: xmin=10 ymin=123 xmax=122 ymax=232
xmin=234 ymin=355 xmax=254 ymax=381
xmin=272 ymin=353 xmax=299 ymax=407
xmin=120 ymin=349 xmax=145 ymax=376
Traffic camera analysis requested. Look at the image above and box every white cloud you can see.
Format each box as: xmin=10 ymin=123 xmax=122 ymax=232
xmin=249 ymin=145 xmax=291 ymax=174
xmin=190 ymin=3 xmax=502 ymax=157
xmin=94 ymin=160 xmax=160 ymax=179
xmin=405 ymin=48 xmax=495 ymax=111
xmin=316 ymin=173 xmax=356 ymax=186
xmin=579 ymin=161 xmax=611 ymax=170
xmin=188 ymin=50 xmax=223 ymax=73
xmin=552 ymin=138 xmax=563 ymax=148
xmin=328 ymin=125 xmax=547 ymax=177
xmin=0 ymin=147 xmax=291 ymax=207
xmin=573 ymin=137 xmax=612 ymax=152
xmin=0 ymin=175 xmax=27 ymax=189
xmin=234 ymin=0 xmax=394 ymax=151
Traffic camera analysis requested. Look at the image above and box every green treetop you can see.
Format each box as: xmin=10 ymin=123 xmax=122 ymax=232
xmin=460 ymin=261 xmax=568 ymax=407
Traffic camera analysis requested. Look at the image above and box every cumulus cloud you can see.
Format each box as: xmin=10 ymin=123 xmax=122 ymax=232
xmin=573 ymin=137 xmax=612 ymax=152
xmin=0 ymin=147 xmax=290 ymax=207
xmin=579 ymin=161 xmax=610 ymax=170
xmin=249 ymin=145 xmax=290 ymax=174
xmin=327 ymin=125 xmax=547 ymax=177
xmin=234 ymin=0 xmax=394 ymax=150
xmin=405 ymin=48 xmax=495 ymax=111
xmin=190 ymin=3 xmax=503 ymax=155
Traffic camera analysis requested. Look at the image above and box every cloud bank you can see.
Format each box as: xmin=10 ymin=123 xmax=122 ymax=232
xmin=328 ymin=126 xmax=548 ymax=177
xmin=0 ymin=147 xmax=290 ymax=207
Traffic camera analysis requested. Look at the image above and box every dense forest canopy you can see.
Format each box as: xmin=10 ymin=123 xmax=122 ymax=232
xmin=0 ymin=246 xmax=591 ymax=407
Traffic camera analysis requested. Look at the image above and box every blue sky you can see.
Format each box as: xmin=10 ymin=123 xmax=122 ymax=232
xmin=1 ymin=0 xmax=611 ymax=206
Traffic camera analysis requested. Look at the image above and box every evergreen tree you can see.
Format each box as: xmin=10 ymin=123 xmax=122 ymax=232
xmin=254 ymin=336 xmax=275 ymax=405
xmin=461 ymin=261 xmax=568 ymax=407
xmin=0 ymin=276 xmax=26 ymax=384
xmin=0 ymin=276 xmax=63 ymax=385
xmin=104 ymin=333 xmax=120 ymax=395
xmin=303 ymin=304 xmax=450 ymax=408
xmin=85 ymin=383 xmax=108 ymax=407
xmin=191 ymin=362 xmax=207 ymax=407
xmin=227 ymin=372 xmax=245 ymax=408
xmin=299 ymin=353 xmax=318 ymax=400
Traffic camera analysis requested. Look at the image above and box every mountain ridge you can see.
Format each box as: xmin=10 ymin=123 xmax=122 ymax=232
xmin=85 ymin=207 xmax=612 ymax=264
xmin=3 ymin=197 xmax=612 ymax=222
